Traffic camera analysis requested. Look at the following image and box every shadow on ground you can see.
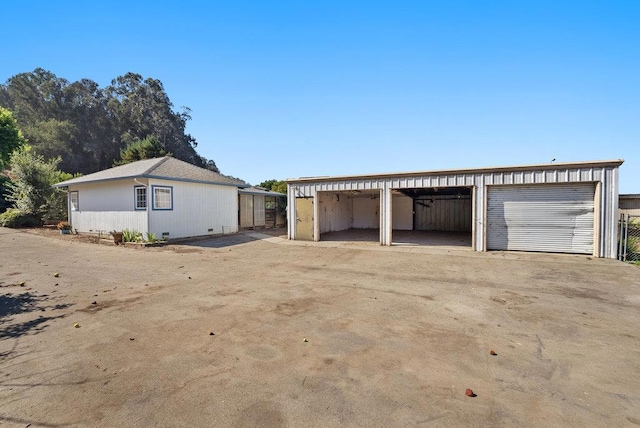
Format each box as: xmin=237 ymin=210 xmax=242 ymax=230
xmin=0 ymin=287 xmax=71 ymax=340
xmin=168 ymin=232 xmax=262 ymax=250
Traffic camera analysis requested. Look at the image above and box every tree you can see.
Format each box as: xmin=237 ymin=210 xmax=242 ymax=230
xmin=0 ymin=68 xmax=219 ymax=175
xmin=3 ymin=146 xmax=72 ymax=224
xmin=115 ymin=136 xmax=171 ymax=166
xmin=259 ymin=179 xmax=287 ymax=194
xmin=0 ymin=107 xmax=26 ymax=169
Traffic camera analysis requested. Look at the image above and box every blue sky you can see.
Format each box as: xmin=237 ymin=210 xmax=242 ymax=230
xmin=2 ymin=1 xmax=639 ymax=192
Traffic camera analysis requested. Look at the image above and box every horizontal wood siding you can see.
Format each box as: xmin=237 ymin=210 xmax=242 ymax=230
xmin=70 ymin=211 xmax=147 ymax=233
xmin=148 ymin=179 xmax=238 ymax=239
xmin=68 ymin=180 xmax=146 ymax=212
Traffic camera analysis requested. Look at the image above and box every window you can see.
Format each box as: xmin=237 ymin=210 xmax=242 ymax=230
xmin=153 ymin=186 xmax=173 ymax=210
xmin=135 ymin=186 xmax=147 ymax=210
xmin=70 ymin=191 xmax=79 ymax=211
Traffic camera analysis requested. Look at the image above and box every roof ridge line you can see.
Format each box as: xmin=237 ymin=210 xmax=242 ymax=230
xmin=142 ymin=156 xmax=171 ymax=175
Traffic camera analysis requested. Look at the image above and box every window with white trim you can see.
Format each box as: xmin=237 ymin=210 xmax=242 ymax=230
xmin=153 ymin=186 xmax=172 ymax=210
xmin=135 ymin=186 xmax=147 ymax=210
xmin=70 ymin=191 xmax=79 ymax=211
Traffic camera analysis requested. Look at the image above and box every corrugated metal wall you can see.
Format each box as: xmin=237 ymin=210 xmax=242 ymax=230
xmin=487 ymin=184 xmax=595 ymax=254
xmin=619 ymin=197 xmax=640 ymax=216
xmin=288 ymin=163 xmax=620 ymax=258
xmin=414 ymin=196 xmax=471 ymax=231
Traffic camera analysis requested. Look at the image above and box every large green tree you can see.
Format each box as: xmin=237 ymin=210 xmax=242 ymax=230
xmin=0 ymin=68 xmax=220 ymax=175
xmin=0 ymin=107 xmax=26 ymax=169
xmin=115 ymin=136 xmax=171 ymax=166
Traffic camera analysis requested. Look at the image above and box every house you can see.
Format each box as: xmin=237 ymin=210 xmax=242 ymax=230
xmin=238 ymin=187 xmax=287 ymax=229
xmin=54 ymin=157 xmax=248 ymax=239
xmin=286 ymin=159 xmax=623 ymax=258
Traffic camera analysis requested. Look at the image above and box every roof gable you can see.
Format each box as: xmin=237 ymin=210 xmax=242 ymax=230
xmin=55 ymin=157 xmax=247 ymax=188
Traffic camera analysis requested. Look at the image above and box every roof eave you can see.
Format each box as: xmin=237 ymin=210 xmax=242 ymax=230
xmin=286 ymin=159 xmax=625 ymax=184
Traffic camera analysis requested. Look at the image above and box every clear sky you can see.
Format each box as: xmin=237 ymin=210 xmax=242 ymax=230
xmin=2 ymin=1 xmax=639 ymax=192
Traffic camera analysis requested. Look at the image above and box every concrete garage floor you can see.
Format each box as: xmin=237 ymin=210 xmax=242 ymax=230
xmin=320 ymin=229 xmax=472 ymax=249
xmin=1 ymin=228 xmax=639 ymax=427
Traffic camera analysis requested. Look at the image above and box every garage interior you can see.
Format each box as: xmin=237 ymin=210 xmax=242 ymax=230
xmin=317 ymin=186 xmax=473 ymax=248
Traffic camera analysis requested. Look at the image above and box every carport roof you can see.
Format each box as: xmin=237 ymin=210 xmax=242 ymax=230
xmin=286 ymin=159 xmax=624 ymax=183
xmin=54 ymin=157 xmax=249 ymax=188
xmin=239 ymin=187 xmax=287 ymax=197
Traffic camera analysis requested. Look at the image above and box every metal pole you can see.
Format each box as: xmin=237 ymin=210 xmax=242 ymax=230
xmin=623 ymin=214 xmax=629 ymax=262
xmin=618 ymin=213 xmax=623 ymax=261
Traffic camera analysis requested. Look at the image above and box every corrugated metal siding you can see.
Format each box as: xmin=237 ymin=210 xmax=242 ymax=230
xmin=318 ymin=192 xmax=352 ymax=233
xmin=239 ymin=194 xmax=254 ymax=228
xmin=415 ymin=196 xmax=471 ymax=231
xmin=487 ymin=184 xmax=595 ymax=254
xmin=254 ymin=195 xmax=266 ymax=227
xmin=288 ymin=163 xmax=619 ymax=257
xmin=619 ymin=197 xmax=640 ymax=216
xmin=353 ymin=197 xmax=379 ymax=229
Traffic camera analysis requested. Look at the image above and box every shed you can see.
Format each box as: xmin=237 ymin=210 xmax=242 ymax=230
xmin=54 ymin=157 xmax=248 ymax=239
xmin=619 ymin=194 xmax=640 ymax=217
xmin=238 ymin=187 xmax=287 ymax=229
xmin=286 ymin=160 xmax=623 ymax=258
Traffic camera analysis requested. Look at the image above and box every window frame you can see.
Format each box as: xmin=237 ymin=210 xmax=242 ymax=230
xmin=134 ymin=186 xmax=147 ymax=210
xmin=152 ymin=185 xmax=173 ymax=211
xmin=70 ymin=191 xmax=79 ymax=211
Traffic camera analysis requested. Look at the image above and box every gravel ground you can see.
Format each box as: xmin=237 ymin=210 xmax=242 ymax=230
xmin=1 ymin=227 xmax=639 ymax=427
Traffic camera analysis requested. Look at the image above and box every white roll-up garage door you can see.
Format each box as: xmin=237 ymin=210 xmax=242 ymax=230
xmin=487 ymin=183 xmax=595 ymax=254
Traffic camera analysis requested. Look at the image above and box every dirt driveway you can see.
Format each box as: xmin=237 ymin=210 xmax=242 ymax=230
xmin=1 ymin=227 xmax=639 ymax=427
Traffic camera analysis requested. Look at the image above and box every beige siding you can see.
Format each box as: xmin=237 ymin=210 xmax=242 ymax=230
xmin=148 ymin=179 xmax=238 ymax=239
xmin=239 ymin=194 xmax=254 ymax=228
xmin=254 ymin=195 xmax=266 ymax=227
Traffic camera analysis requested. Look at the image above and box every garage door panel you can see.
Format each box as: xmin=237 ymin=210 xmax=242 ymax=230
xmin=487 ymin=184 xmax=595 ymax=254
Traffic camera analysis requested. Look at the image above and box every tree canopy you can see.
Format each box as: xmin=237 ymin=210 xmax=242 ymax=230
xmin=0 ymin=107 xmax=26 ymax=169
xmin=0 ymin=68 xmax=218 ymax=175
xmin=258 ymin=179 xmax=287 ymax=194
xmin=115 ymin=136 xmax=171 ymax=166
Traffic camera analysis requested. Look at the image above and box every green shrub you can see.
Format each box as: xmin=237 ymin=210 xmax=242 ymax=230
xmin=122 ymin=229 xmax=143 ymax=243
xmin=0 ymin=208 xmax=43 ymax=227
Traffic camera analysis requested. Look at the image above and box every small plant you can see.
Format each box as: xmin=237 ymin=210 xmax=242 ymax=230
xmin=122 ymin=229 xmax=143 ymax=243
xmin=56 ymin=221 xmax=72 ymax=231
xmin=145 ymin=231 xmax=157 ymax=242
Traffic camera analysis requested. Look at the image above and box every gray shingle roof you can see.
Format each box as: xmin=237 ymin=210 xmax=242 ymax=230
xmin=55 ymin=157 xmax=247 ymax=188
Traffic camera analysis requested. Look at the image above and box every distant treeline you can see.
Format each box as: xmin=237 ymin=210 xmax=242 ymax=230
xmin=0 ymin=68 xmax=218 ymax=175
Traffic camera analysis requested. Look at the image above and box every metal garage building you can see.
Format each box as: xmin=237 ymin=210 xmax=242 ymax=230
xmin=286 ymin=160 xmax=623 ymax=258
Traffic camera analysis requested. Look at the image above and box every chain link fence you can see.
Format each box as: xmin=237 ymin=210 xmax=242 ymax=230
xmin=618 ymin=214 xmax=640 ymax=263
